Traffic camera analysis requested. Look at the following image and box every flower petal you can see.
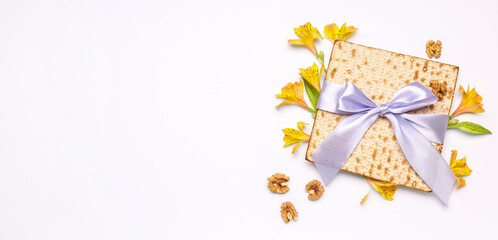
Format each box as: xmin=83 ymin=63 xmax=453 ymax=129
xmin=449 ymin=150 xmax=473 ymax=189
xmin=291 ymin=142 xmax=301 ymax=154
xmin=288 ymin=39 xmax=304 ymax=46
xmin=365 ymin=177 xmax=398 ymax=201
xmin=456 ymin=176 xmax=466 ymax=189
xmin=282 ymin=122 xmax=310 ymax=154
xmin=282 ymin=135 xmax=300 ymax=147
xmin=452 ymin=85 xmax=485 ymax=116
xmin=282 ymin=128 xmax=309 ymax=142
xmin=289 ymin=22 xmax=322 ymax=55
xmin=360 ymin=191 xmax=370 ymax=205
xmin=324 ymin=22 xmax=358 ymax=42
xmin=299 ymin=63 xmax=322 ymax=92
xmin=297 ymin=121 xmax=308 ymax=132
xmin=276 ymin=81 xmax=311 ymax=111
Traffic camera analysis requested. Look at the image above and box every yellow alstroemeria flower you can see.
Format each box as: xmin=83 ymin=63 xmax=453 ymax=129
xmin=449 ymin=150 xmax=472 ymax=189
xmin=324 ymin=22 xmax=358 ymax=42
xmin=288 ymin=22 xmax=323 ymax=55
xmin=282 ymin=122 xmax=310 ymax=154
xmin=299 ymin=63 xmax=323 ymax=92
xmin=276 ymin=81 xmax=312 ymax=112
xmin=451 ymin=85 xmax=485 ymax=117
xmin=365 ymin=177 xmax=398 ymax=200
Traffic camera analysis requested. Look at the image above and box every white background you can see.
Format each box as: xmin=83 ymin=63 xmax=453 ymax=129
xmin=0 ymin=0 xmax=497 ymax=239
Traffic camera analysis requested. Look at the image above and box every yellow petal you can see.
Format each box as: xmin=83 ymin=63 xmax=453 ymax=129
xmin=451 ymin=162 xmax=472 ymax=176
xmin=324 ymin=22 xmax=358 ymax=42
xmin=340 ymin=25 xmax=358 ymax=41
xmin=449 ymin=150 xmax=457 ymax=165
xmin=283 ymin=135 xmax=300 ymax=147
xmin=276 ymin=81 xmax=311 ymax=111
xmin=282 ymin=122 xmax=310 ymax=154
xmin=449 ymin=150 xmax=472 ymax=177
xmin=282 ymin=128 xmax=309 ymax=144
xmin=360 ymin=191 xmax=370 ymax=205
xmin=452 ymin=85 xmax=485 ymax=116
xmin=456 ymin=176 xmax=466 ymax=189
xmin=288 ymin=39 xmax=304 ymax=46
xmin=449 ymin=150 xmax=472 ymax=189
xmin=288 ymin=22 xmax=323 ymax=55
xmin=365 ymin=177 xmax=398 ymax=201
xmin=291 ymin=142 xmax=301 ymax=154
xmin=324 ymin=23 xmax=339 ymax=41
xmin=297 ymin=121 xmax=308 ymax=132
xmin=299 ymin=63 xmax=322 ymax=92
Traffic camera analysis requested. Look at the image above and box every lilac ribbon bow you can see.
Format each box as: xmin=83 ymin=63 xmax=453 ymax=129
xmin=312 ymin=81 xmax=456 ymax=205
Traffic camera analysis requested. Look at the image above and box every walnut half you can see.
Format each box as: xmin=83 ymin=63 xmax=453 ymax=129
xmin=280 ymin=201 xmax=298 ymax=223
xmin=426 ymin=40 xmax=442 ymax=59
xmin=267 ymin=173 xmax=289 ymax=193
xmin=429 ymin=80 xmax=447 ymax=100
xmin=434 ymin=40 xmax=442 ymax=58
xmin=305 ymin=179 xmax=325 ymax=200
xmin=426 ymin=40 xmax=435 ymax=58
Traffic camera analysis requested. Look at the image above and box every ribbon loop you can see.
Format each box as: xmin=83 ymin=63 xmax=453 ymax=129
xmin=387 ymin=82 xmax=439 ymax=114
xmin=312 ymin=81 xmax=455 ymax=205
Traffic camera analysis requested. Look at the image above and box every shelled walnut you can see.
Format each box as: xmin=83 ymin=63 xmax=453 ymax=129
xmin=267 ymin=173 xmax=290 ymax=193
xmin=429 ymin=80 xmax=447 ymax=100
xmin=426 ymin=40 xmax=442 ymax=59
xmin=305 ymin=179 xmax=325 ymax=200
xmin=280 ymin=201 xmax=298 ymax=223
xmin=434 ymin=40 xmax=442 ymax=58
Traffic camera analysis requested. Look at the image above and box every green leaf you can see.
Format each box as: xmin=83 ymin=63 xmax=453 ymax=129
xmin=315 ymin=51 xmax=325 ymax=66
xmin=318 ymin=51 xmax=325 ymax=66
xmin=447 ymin=118 xmax=459 ymax=127
xmin=302 ymin=77 xmax=320 ymax=112
xmin=448 ymin=121 xmax=492 ymax=134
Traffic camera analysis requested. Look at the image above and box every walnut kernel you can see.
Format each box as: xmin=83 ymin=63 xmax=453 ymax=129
xmin=305 ymin=179 xmax=325 ymax=200
xmin=267 ymin=173 xmax=290 ymax=193
xmin=280 ymin=201 xmax=298 ymax=223
xmin=426 ymin=40 xmax=435 ymax=58
xmin=429 ymin=80 xmax=447 ymax=100
xmin=434 ymin=40 xmax=442 ymax=58
xmin=426 ymin=40 xmax=442 ymax=59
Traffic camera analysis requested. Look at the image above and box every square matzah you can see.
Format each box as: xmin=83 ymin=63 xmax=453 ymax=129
xmin=305 ymin=41 xmax=459 ymax=192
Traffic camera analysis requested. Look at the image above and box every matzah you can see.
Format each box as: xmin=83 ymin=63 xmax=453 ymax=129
xmin=305 ymin=41 xmax=459 ymax=192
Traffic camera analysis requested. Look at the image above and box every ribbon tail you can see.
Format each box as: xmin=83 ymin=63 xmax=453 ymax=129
xmin=312 ymin=110 xmax=379 ymax=185
xmin=385 ymin=114 xmax=456 ymax=205
xmin=401 ymin=114 xmax=449 ymax=144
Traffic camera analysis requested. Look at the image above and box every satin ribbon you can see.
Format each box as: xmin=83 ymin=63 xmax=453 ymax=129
xmin=312 ymin=81 xmax=456 ymax=205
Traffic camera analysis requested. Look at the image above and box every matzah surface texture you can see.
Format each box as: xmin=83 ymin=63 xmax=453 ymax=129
xmin=305 ymin=41 xmax=458 ymax=192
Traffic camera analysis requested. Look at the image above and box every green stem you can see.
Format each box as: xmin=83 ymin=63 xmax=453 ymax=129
xmin=307 ymin=106 xmax=316 ymax=113
xmin=317 ymin=56 xmax=324 ymax=66
xmin=315 ymin=52 xmax=325 ymax=68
